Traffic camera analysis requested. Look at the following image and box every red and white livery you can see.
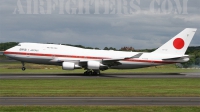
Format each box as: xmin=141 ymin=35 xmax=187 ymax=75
xmin=3 ymin=28 xmax=197 ymax=74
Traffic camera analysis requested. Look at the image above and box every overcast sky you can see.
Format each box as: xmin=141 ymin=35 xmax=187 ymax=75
xmin=0 ymin=0 xmax=200 ymax=49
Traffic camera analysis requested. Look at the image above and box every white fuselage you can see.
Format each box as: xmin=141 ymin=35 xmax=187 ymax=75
xmin=4 ymin=43 xmax=188 ymax=69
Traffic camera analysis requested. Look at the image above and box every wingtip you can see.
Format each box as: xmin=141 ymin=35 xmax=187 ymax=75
xmin=130 ymin=53 xmax=143 ymax=58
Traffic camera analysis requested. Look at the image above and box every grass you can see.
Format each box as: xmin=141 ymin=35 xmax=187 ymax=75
xmin=0 ymin=106 xmax=200 ymax=112
xmin=0 ymin=79 xmax=200 ymax=97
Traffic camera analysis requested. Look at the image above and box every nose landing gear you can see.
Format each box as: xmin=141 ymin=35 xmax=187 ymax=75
xmin=22 ymin=67 xmax=26 ymax=71
xmin=21 ymin=62 xmax=26 ymax=71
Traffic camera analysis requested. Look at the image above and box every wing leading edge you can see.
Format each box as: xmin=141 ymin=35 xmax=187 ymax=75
xmin=50 ymin=53 xmax=143 ymax=67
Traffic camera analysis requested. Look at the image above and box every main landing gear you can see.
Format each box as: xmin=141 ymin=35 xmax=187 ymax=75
xmin=21 ymin=62 xmax=26 ymax=71
xmin=84 ymin=70 xmax=101 ymax=75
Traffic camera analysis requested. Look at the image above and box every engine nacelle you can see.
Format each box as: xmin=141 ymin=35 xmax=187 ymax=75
xmin=87 ymin=61 xmax=108 ymax=70
xmin=62 ymin=62 xmax=81 ymax=70
xmin=87 ymin=61 xmax=101 ymax=70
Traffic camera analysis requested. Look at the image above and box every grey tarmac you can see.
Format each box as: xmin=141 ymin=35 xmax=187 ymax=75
xmin=0 ymin=73 xmax=200 ymax=79
xmin=0 ymin=97 xmax=200 ymax=106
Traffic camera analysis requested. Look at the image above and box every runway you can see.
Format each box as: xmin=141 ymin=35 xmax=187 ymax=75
xmin=0 ymin=97 xmax=200 ymax=106
xmin=0 ymin=73 xmax=200 ymax=79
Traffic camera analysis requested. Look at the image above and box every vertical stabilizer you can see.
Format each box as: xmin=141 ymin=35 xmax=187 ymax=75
xmin=152 ymin=28 xmax=197 ymax=55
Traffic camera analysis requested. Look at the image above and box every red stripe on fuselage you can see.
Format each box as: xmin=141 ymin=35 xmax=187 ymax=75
xmin=4 ymin=51 xmax=108 ymax=60
xmin=4 ymin=51 xmax=174 ymax=64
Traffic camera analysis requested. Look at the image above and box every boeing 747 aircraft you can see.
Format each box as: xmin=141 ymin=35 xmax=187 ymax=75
xmin=3 ymin=28 xmax=197 ymax=75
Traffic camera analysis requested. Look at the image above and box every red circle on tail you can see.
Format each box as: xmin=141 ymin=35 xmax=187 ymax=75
xmin=173 ymin=38 xmax=185 ymax=49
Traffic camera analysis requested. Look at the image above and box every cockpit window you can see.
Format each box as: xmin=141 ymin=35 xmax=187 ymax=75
xmin=17 ymin=44 xmax=21 ymax=46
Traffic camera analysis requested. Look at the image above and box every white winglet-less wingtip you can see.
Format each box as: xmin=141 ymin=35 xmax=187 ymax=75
xmin=3 ymin=28 xmax=197 ymax=75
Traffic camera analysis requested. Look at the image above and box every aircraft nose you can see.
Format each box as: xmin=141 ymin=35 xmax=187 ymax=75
xmin=3 ymin=47 xmax=15 ymax=56
xmin=3 ymin=50 xmax=8 ymax=56
xmin=0 ymin=51 xmax=4 ymax=55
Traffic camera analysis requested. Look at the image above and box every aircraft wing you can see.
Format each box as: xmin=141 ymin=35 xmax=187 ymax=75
xmin=50 ymin=53 xmax=143 ymax=67
xmin=49 ymin=53 xmax=143 ymax=70
xmin=50 ymin=59 xmax=80 ymax=63
xmin=125 ymin=53 xmax=144 ymax=59
xmin=102 ymin=53 xmax=143 ymax=62
xmin=97 ymin=53 xmax=143 ymax=67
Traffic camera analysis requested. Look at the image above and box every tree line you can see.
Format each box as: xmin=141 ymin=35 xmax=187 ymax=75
xmin=0 ymin=42 xmax=199 ymax=67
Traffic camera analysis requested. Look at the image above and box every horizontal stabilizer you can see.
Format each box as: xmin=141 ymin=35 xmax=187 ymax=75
xmin=162 ymin=56 xmax=190 ymax=60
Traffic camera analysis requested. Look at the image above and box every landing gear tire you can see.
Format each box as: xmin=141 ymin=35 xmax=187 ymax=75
xmin=22 ymin=67 xmax=26 ymax=71
xmin=88 ymin=71 xmax=93 ymax=75
xmin=97 ymin=71 xmax=101 ymax=75
xmin=93 ymin=71 xmax=97 ymax=75
xmin=84 ymin=70 xmax=101 ymax=75
xmin=84 ymin=70 xmax=92 ymax=75
xmin=93 ymin=71 xmax=101 ymax=75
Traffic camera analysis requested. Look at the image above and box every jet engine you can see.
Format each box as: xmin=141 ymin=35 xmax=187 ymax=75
xmin=87 ymin=61 xmax=108 ymax=70
xmin=62 ymin=62 xmax=81 ymax=70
